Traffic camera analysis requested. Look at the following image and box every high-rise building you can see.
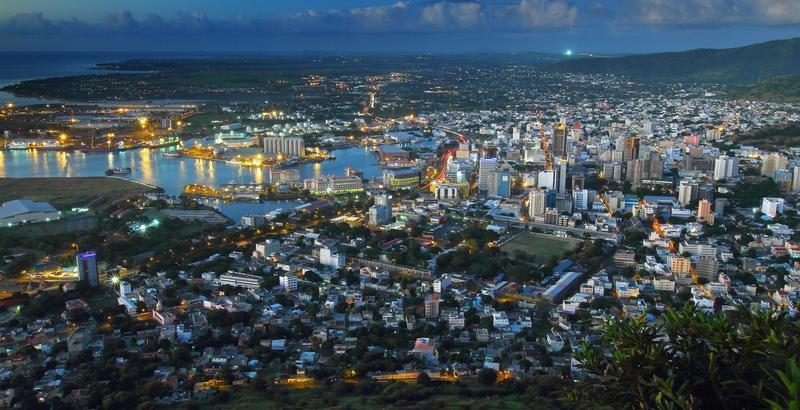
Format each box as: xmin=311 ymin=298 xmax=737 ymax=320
xmin=528 ymin=188 xmax=548 ymax=219
xmin=537 ymin=169 xmax=555 ymax=190
xmin=76 ymin=251 xmax=99 ymax=288
xmin=263 ymin=136 xmax=305 ymax=158
xmin=626 ymin=159 xmax=646 ymax=187
xmin=279 ymin=274 xmax=298 ymax=292
xmin=793 ymin=165 xmax=800 ymax=192
xmin=319 ymin=246 xmax=345 ymax=269
xmin=697 ymin=199 xmax=713 ymax=224
xmin=488 ymin=169 xmax=512 ymax=198
xmin=623 ymin=136 xmax=641 ymax=162
xmin=761 ymin=197 xmax=785 ymax=218
xmin=671 ymin=256 xmax=692 ymax=277
xmin=713 ymin=156 xmax=739 ymax=181
xmin=775 ymin=170 xmax=793 ymax=191
xmin=695 ymin=256 xmax=719 ymax=281
xmin=552 ymin=123 xmax=568 ymax=158
xmin=424 ymin=294 xmax=440 ymax=318
xmin=555 ymin=193 xmax=573 ymax=213
xmin=478 ymin=158 xmax=497 ymax=193
xmin=556 ymin=158 xmax=568 ymax=193
xmin=571 ymin=174 xmax=585 ymax=191
xmin=603 ymin=162 xmax=622 ymax=182
xmin=678 ymin=180 xmax=699 ymax=206
xmin=715 ymin=198 xmax=728 ymax=215
xmin=574 ymin=189 xmax=590 ymax=211
xmin=368 ymin=193 xmax=393 ymax=227
xmin=761 ymin=153 xmax=788 ymax=178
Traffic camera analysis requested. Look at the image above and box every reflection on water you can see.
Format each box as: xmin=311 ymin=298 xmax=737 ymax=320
xmin=0 ymin=144 xmax=391 ymax=222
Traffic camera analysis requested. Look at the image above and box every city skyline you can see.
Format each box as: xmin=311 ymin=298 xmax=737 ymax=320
xmin=0 ymin=0 xmax=799 ymax=53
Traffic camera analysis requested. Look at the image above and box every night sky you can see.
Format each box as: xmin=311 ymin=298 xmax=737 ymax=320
xmin=1 ymin=0 xmax=799 ymax=54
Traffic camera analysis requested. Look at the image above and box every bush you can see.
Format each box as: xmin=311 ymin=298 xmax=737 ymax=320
xmin=477 ymin=368 xmax=498 ymax=386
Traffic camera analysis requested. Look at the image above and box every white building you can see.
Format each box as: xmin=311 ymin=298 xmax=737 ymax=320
xmin=219 ymin=272 xmax=263 ymax=289
xmin=279 ymin=274 xmax=298 ymax=292
xmin=303 ymin=175 xmax=363 ymax=195
xmin=492 ymin=311 xmax=509 ymax=328
xmin=573 ymin=189 xmax=590 ymax=211
xmin=713 ymin=156 xmax=739 ymax=181
xmin=433 ymin=274 xmax=451 ymax=293
xmin=0 ymin=200 xmax=60 ymax=227
xmin=478 ymin=158 xmax=497 ymax=192
xmin=435 ymin=184 xmax=462 ymax=200
xmin=320 ymin=246 xmax=345 ymax=269
xmin=253 ymin=239 xmax=281 ymax=259
xmin=528 ymin=188 xmax=548 ymax=219
xmin=678 ymin=180 xmax=699 ymax=206
xmin=761 ymin=197 xmax=785 ymax=218
xmin=537 ymin=169 xmax=555 ymax=190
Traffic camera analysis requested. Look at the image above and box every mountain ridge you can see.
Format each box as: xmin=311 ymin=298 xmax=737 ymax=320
xmin=543 ymin=38 xmax=800 ymax=85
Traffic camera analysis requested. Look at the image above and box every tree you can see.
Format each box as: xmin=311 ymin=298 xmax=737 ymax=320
xmin=416 ymin=372 xmax=432 ymax=386
xmin=477 ymin=368 xmax=498 ymax=386
xmin=573 ymin=304 xmax=800 ymax=409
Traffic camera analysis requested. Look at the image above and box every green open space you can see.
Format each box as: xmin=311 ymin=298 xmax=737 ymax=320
xmin=500 ymin=232 xmax=582 ymax=260
xmin=0 ymin=177 xmax=157 ymax=209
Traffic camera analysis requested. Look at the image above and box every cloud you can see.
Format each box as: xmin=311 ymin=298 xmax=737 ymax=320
xmin=626 ymin=0 xmax=800 ymax=26
xmin=0 ymin=1 xmax=580 ymax=38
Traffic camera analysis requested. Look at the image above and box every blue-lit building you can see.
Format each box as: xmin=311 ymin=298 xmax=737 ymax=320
xmin=489 ymin=170 xmax=512 ymax=198
xmin=77 ymin=251 xmax=99 ymax=288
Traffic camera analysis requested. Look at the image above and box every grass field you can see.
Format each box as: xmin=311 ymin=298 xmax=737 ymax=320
xmin=0 ymin=177 xmax=156 ymax=209
xmin=500 ymin=232 xmax=582 ymax=261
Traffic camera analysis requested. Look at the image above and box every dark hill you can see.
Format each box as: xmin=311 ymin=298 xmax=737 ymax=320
xmin=543 ymin=38 xmax=800 ymax=84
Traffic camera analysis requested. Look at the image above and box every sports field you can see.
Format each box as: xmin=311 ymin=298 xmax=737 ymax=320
xmin=500 ymin=232 xmax=582 ymax=260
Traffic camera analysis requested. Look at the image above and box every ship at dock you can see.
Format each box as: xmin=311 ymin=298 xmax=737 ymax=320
xmin=146 ymin=136 xmax=183 ymax=149
xmin=105 ymin=167 xmax=132 ymax=176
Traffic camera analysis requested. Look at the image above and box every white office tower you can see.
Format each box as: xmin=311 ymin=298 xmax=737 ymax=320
xmin=678 ymin=180 xmax=698 ymax=206
xmin=792 ymin=165 xmax=800 ymax=192
xmin=529 ymin=188 xmax=548 ymax=219
xmin=713 ymin=156 xmax=739 ymax=181
xmin=320 ymin=246 xmax=345 ymax=269
xmin=368 ymin=193 xmax=392 ymax=227
xmin=512 ymin=127 xmax=521 ymax=141
xmin=538 ymin=170 xmax=555 ymax=190
xmin=761 ymin=197 xmax=785 ymax=218
xmin=478 ymin=158 xmax=497 ymax=192
xmin=574 ymin=189 xmax=590 ymax=211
